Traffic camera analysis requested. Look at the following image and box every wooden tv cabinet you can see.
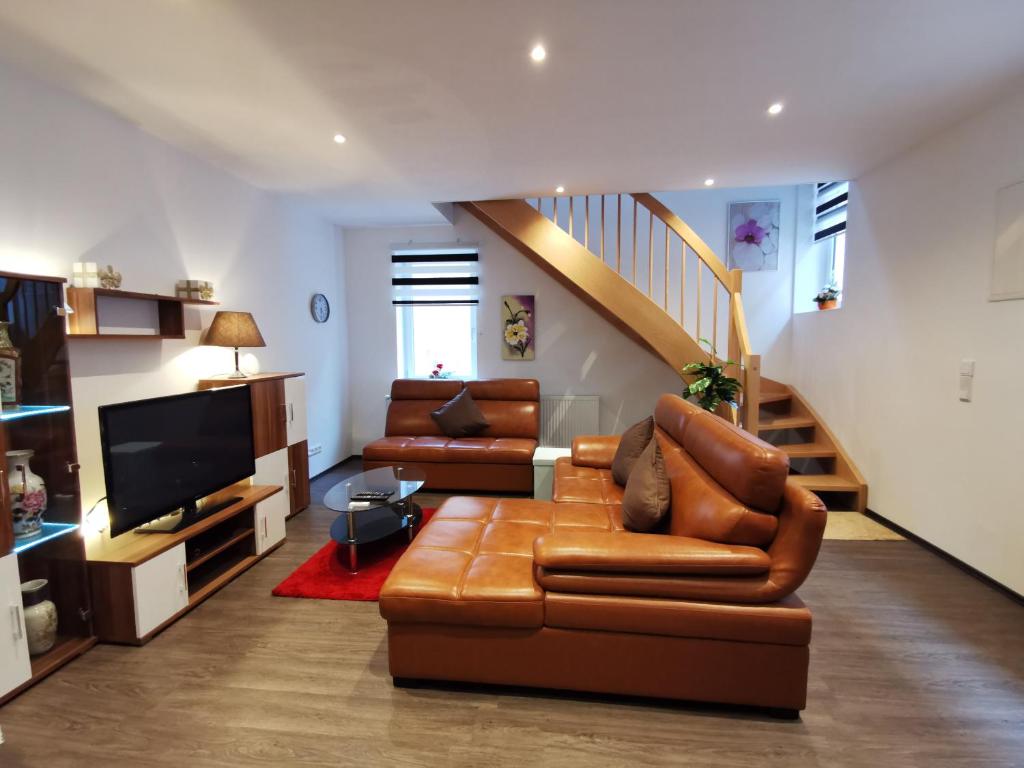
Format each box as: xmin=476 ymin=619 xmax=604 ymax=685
xmin=86 ymin=484 xmax=284 ymax=645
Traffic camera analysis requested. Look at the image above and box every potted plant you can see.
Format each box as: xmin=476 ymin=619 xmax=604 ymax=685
xmin=813 ymin=282 xmax=840 ymax=310
xmin=429 ymin=362 xmax=452 ymax=379
xmin=681 ymin=338 xmax=742 ymax=418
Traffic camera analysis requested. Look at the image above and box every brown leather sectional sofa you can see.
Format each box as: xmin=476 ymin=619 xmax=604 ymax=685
xmin=379 ymin=393 xmax=827 ymax=714
xmin=362 ymin=378 xmax=539 ymax=493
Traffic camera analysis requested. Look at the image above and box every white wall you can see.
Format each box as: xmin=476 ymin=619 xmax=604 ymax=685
xmin=790 ymin=82 xmax=1024 ymax=595
xmin=0 ymin=60 xmax=351 ymax=514
xmin=344 ymin=211 xmax=682 ymax=451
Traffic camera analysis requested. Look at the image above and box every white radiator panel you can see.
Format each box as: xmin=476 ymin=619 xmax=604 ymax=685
xmin=539 ymin=395 xmax=600 ymax=447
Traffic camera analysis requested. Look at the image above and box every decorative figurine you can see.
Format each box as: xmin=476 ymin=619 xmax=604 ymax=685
xmin=98 ymin=264 xmax=122 ymax=290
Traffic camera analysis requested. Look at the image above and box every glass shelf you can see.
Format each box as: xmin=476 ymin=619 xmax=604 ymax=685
xmin=0 ymin=404 xmax=72 ymax=422
xmin=13 ymin=522 xmax=80 ymax=555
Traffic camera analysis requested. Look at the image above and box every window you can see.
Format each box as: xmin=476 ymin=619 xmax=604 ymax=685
xmin=392 ymin=248 xmax=478 ymax=378
xmin=815 ymin=181 xmax=849 ymax=295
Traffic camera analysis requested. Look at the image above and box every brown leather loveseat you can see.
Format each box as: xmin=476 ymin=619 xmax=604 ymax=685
xmin=363 ymin=378 xmax=539 ymax=493
xmin=379 ymin=393 xmax=827 ymax=715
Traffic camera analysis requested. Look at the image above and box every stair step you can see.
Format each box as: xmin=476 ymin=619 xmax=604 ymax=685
xmin=759 ymin=392 xmax=792 ymax=405
xmin=758 ymin=415 xmax=816 ymax=432
xmin=790 ymin=474 xmax=861 ymax=493
xmin=780 ymin=443 xmax=837 ymax=459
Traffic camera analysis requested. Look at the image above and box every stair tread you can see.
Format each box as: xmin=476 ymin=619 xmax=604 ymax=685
xmin=758 ymin=415 xmax=816 ymax=431
xmin=780 ymin=443 xmax=837 ymax=458
xmin=759 ymin=392 xmax=792 ymax=405
xmin=790 ymin=474 xmax=861 ymax=492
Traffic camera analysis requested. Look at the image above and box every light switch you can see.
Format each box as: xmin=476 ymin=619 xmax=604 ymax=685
xmin=959 ymin=358 xmax=975 ymax=402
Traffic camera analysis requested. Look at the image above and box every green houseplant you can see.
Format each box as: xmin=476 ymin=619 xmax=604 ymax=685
xmin=813 ymin=282 xmax=840 ymax=310
xmin=681 ymin=338 xmax=742 ymax=413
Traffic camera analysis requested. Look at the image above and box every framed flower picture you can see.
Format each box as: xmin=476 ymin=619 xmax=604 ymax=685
xmin=502 ymin=295 xmax=535 ymax=360
xmin=727 ymin=200 xmax=780 ymax=271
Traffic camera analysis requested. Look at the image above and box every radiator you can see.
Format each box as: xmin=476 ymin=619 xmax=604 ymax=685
xmin=539 ymin=395 xmax=600 ymax=447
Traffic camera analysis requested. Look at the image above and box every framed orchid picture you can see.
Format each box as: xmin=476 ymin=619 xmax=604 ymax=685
xmin=727 ymin=200 xmax=780 ymax=271
xmin=502 ymin=295 xmax=535 ymax=360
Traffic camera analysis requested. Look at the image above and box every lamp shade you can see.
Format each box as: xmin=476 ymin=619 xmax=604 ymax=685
xmin=204 ymin=311 xmax=266 ymax=348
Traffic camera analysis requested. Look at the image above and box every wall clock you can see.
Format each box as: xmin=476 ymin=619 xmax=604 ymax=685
xmin=310 ymin=293 xmax=330 ymax=323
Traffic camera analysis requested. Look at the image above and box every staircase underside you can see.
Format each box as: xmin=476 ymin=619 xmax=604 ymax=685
xmin=461 ymin=198 xmax=867 ymax=514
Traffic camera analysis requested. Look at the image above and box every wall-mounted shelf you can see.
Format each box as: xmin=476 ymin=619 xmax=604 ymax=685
xmin=66 ymin=287 xmax=218 ymax=340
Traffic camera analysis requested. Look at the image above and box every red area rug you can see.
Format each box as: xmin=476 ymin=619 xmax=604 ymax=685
xmin=272 ymin=509 xmax=435 ymax=602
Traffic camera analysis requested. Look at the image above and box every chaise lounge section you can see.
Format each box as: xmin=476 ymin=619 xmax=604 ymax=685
xmin=362 ymin=378 xmax=539 ymax=493
xmin=379 ymin=394 xmax=827 ymax=714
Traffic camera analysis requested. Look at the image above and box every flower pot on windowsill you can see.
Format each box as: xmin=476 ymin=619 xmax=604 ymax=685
xmin=816 ymin=299 xmax=838 ymax=311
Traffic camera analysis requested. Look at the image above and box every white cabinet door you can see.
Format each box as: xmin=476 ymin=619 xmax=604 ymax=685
xmin=132 ymin=544 xmax=188 ymax=639
xmin=254 ymin=446 xmax=291 ymax=515
xmin=0 ymin=553 xmax=31 ymax=697
xmin=254 ymin=494 xmax=287 ymax=555
xmin=285 ymin=375 xmax=308 ymax=445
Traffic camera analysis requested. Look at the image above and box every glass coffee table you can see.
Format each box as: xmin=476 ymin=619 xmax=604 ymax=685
xmin=323 ymin=466 xmax=427 ymax=572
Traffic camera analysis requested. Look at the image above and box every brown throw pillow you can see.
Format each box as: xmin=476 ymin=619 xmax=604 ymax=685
xmin=611 ymin=416 xmax=655 ymax=485
xmin=622 ymin=438 xmax=671 ymax=532
xmin=431 ymin=388 xmax=489 ymax=438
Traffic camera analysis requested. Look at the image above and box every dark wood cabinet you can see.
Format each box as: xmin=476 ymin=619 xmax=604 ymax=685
xmin=248 ymin=379 xmax=287 ymax=459
xmin=288 ymin=440 xmax=310 ymax=516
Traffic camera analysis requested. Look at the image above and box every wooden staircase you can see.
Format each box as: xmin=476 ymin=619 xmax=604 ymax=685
xmin=460 ymin=193 xmax=867 ymax=514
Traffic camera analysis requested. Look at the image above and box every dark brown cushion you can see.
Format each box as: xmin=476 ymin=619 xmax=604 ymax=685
xmin=611 ymin=416 xmax=654 ymax=485
xmin=622 ymin=438 xmax=670 ymax=532
xmin=430 ymin=388 xmax=490 ymax=438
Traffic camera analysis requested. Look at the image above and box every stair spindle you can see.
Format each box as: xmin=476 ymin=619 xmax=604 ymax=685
xmin=568 ymin=196 xmax=574 ymax=240
xmin=584 ymin=196 xmax=590 ymax=251
xmin=696 ymin=261 xmax=703 ymax=342
xmin=713 ymin=278 xmax=719 ymax=350
xmin=648 ymin=208 xmax=654 ymax=297
xmin=616 ymin=195 xmax=622 ymax=275
xmin=664 ymin=224 xmax=670 ymax=310
xmin=600 ymin=196 xmax=605 ymax=262
xmin=680 ymin=239 xmax=686 ymax=331
xmin=632 ymin=196 xmax=638 ymax=285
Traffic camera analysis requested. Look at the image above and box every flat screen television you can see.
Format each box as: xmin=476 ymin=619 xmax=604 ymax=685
xmin=99 ymin=386 xmax=255 ymax=536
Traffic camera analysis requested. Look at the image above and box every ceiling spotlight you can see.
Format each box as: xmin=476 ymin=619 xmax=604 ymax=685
xmin=704 ymin=178 xmax=715 ymax=187
xmin=555 ymin=185 xmax=565 ymax=194
xmin=767 ymin=102 xmax=784 ymax=116
xmin=333 ymin=133 xmax=347 ymax=144
xmin=530 ymin=43 xmax=547 ymax=62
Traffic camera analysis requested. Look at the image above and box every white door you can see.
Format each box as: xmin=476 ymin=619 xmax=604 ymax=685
xmin=284 ymin=375 xmax=308 ymax=445
xmin=255 ymin=446 xmax=291 ymax=514
xmin=254 ymin=494 xmax=287 ymax=555
xmin=0 ymin=553 xmax=31 ymax=696
xmin=132 ymin=544 xmax=188 ymax=639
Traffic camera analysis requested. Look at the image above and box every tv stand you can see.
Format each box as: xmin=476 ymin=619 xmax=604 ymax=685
xmin=133 ymin=496 xmax=244 ymax=534
xmin=87 ymin=484 xmax=284 ymax=645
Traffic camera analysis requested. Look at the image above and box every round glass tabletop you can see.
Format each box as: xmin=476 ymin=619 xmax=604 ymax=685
xmin=323 ymin=466 xmax=427 ymax=513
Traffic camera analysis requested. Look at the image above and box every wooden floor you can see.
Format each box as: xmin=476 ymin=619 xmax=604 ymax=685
xmin=1 ymin=463 xmax=1022 ymax=767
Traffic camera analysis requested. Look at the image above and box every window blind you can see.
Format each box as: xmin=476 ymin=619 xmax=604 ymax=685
xmin=391 ymin=248 xmax=479 ymax=306
xmin=814 ymin=182 xmax=848 ymax=242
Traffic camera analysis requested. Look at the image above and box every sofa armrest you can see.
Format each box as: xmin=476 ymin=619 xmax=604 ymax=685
xmin=533 ymin=531 xmax=771 ymax=576
xmin=571 ymin=435 xmax=620 ymax=469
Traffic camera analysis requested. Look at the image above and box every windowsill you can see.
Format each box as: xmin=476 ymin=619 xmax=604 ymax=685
xmin=794 ymin=303 xmax=842 ymax=315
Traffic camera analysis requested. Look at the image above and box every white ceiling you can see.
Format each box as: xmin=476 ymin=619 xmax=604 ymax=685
xmin=1 ymin=0 xmax=1023 ymax=226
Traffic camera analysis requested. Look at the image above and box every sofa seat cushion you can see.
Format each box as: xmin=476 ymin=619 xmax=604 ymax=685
xmin=544 ymin=593 xmax=811 ymax=646
xmin=552 ymin=457 xmax=625 ymax=505
xmin=379 ymin=497 xmax=619 ymax=628
xmin=444 ymin=437 xmax=537 ymax=464
xmin=362 ymin=436 xmax=451 ymax=462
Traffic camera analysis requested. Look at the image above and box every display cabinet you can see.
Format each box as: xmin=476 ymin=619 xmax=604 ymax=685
xmin=0 ymin=270 xmax=95 ymax=705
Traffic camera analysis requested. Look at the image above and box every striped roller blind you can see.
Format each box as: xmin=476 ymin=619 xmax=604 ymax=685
xmin=814 ymin=182 xmax=849 ymax=242
xmin=391 ymin=248 xmax=479 ymax=306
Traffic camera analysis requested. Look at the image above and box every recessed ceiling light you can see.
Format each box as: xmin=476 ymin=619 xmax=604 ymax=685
xmin=333 ymin=133 xmax=347 ymax=144
xmin=530 ymin=43 xmax=547 ymax=62
xmin=767 ymin=102 xmax=784 ymax=116
xmin=704 ymin=178 xmax=715 ymax=187
xmin=555 ymin=185 xmax=565 ymax=194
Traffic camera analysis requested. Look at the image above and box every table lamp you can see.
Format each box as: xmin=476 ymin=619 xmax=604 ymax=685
xmin=204 ymin=311 xmax=266 ymax=378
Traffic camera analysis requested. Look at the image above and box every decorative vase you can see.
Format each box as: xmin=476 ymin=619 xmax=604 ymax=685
xmin=0 ymin=320 xmax=22 ymax=410
xmin=7 ymin=449 xmax=47 ymax=539
xmin=21 ymin=579 xmax=58 ymax=655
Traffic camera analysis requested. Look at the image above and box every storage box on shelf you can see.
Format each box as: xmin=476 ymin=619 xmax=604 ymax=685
xmin=198 ymin=372 xmax=310 ymax=519
xmin=86 ymin=484 xmax=284 ymax=644
xmin=0 ymin=271 xmax=95 ymax=705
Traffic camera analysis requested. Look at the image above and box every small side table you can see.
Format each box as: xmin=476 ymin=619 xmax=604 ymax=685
xmin=533 ymin=446 xmax=573 ymax=500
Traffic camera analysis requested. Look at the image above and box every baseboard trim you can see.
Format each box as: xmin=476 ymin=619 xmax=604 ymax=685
xmin=311 ymin=455 xmax=360 ymax=481
xmin=865 ymin=509 xmax=1023 ymax=606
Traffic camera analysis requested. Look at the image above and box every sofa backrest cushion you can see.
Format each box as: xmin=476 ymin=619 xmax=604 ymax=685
xmin=682 ymin=411 xmax=789 ymax=512
xmin=653 ymin=393 xmax=702 ymax=446
xmin=659 ymin=432 xmax=778 ymax=547
xmin=385 ymin=378 xmax=539 ymax=440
